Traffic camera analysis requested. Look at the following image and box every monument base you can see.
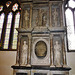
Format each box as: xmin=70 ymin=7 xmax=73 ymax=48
xmin=11 ymin=66 xmax=71 ymax=75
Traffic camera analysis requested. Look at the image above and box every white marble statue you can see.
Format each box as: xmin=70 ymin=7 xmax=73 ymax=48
xmin=20 ymin=41 xmax=28 ymax=66
xmin=54 ymin=41 xmax=61 ymax=67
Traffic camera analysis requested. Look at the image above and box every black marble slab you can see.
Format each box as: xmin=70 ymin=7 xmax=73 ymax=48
xmin=16 ymin=73 xmax=27 ymax=75
xmin=34 ymin=73 xmax=47 ymax=75
xmin=11 ymin=66 xmax=71 ymax=71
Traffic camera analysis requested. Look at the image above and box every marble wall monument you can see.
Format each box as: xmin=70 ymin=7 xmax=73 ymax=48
xmin=12 ymin=0 xmax=71 ymax=75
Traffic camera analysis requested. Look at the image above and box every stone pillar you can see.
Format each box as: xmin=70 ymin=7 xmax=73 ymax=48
xmin=13 ymin=70 xmax=16 ymax=75
xmin=62 ymin=34 xmax=67 ymax=67
xmin=27 ymin=34 xmax=31 ymax=67
xmin=30 ymin=4 xmax=32 ymax=28
xmin=49 ymin=2 xmax=52 ymax=27
xmin=50 ymin=35 xmax=55 ymax=67
xmin=15 ymin=35 xmax=20 ymax=66
xmin=15 ymin=42 xmax=20 ymax=66
xmin=19 ymin=5 xmax=23 ymax=28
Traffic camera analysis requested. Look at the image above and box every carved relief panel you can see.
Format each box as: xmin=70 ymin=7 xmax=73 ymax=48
xmin=21 ymin=3 xmax=32 ymax=29
xmin=32 ymin=7 xmax=49 ymax=27
xmin=23 ymin=9 xmax=30 ymax=28
xmin=49 ymin=2 xmax=62 ymax=27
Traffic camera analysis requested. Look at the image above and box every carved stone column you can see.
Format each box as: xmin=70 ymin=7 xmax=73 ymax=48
xmin=15 ymin=35 xmax=20 ymax=66
xmin=19 ymin=4 xmax=23 ymax=28
xmin=49 ymin=4 xmax=51 ymax=27
xmin=27 ymin=34 xmax=31 ymax=67
xmin=50 ymin=35 xmax=55 ymax=67
xmin=15 ymin=42 xmax=20 ymax=66
xmin=30 ymin=4 xmax=32 ymax=28
xmin=62 ymin=34 xmax=67 ymax=67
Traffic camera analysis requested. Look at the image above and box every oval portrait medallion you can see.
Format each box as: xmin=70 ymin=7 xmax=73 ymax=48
xmin=35 ymin=41 xmax=47 ymax=58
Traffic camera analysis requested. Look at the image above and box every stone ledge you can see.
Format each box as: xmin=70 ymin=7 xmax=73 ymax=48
xmin=11 ymin=66 xmax=71 ymax=71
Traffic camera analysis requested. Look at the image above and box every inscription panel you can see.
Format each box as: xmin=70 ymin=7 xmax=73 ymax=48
xmin=16 ymin=73 xmax=27 ymax=75
xmin=53 ymin=74 xmax=65 ymax=75
xmin=35 ymin=41 xmax=47 ymax=58
xmin=34 ymin=73 xmax=47 ymax=75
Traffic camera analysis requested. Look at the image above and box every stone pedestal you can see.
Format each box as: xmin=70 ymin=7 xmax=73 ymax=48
xmin=12 ymin=66 xmax=71 ymax=75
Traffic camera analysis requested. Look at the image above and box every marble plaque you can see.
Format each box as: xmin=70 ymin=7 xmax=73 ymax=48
xmin=35 ymin=41 xmax=47 ymax=58
xmin=33 ymin=0 xmax=49 ymax=3
xmin=34 ymin=73 xmax=47 ymax=75
xmin=16 ymin=73 xmax=27 ymax=75
xmin=53 ymin=74 xmax=65 ymax=75
xmin=31 ymin=70 xmax=50 ymax=75
xmin=21 ymin=0 xmax=32 ymax=2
